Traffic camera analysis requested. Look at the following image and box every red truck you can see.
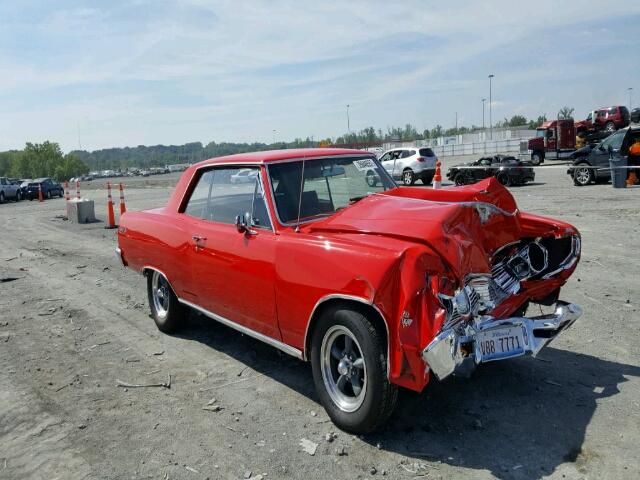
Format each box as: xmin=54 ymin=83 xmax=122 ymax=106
xmin=523 ymin=119 xmax=577 ymax=164
xmin=523 ymin=118 xmax=612 ymax=164
xmin=575 ymin=106 xmax=630 ymax=135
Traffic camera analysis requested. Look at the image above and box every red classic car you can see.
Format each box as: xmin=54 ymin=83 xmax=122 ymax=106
xmin=116 ymin=148 xmax=582 ymax=433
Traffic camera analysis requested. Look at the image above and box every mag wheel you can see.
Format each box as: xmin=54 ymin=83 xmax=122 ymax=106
xmin=402 ymin=169 xmax=415 ymax=186
xmin=573 ymin=164 xmax=594 ymax=186
xmin=147 ymin=270 xmax=184 ymax=333
xmin=310 ymin=306 xmax=397 ymax=434
xmin=604 ymin=121 xmax=615 ymax=133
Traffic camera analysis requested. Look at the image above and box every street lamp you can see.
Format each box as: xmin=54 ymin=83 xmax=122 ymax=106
xmin=488 ymin=74 xmax=494 ymax=140
xmin=481 ymin=98 xmax=486 ymax=131
xmin=346 ymin=104 xmax=350 ymax=134
xmin=629 ymin=87 xmax=633 ymax=111
xmin=272 ymin=129 xmax=276 ymax=145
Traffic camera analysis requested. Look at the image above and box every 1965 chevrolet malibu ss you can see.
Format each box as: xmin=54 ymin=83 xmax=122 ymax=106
xmin=116 ymin=148 xmax=582 ymax=433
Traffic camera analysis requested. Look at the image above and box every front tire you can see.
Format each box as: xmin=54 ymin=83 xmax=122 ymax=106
xmin=310 ymin=306 xmax=397 ymax=434
xmin=573 ymin=163 xmax=594 ymax=186
xmin=147 ymin=270 xmax=184 ymax=333
xmin=604 ymin=121 xmax=615 ymax=133
xmin=420 ymin=174 xmax=434 ymax=185
xmin=531 ymin=152 xmax=543 ymax=165
xmin=401 ymin=169 xmax=415 ymax=186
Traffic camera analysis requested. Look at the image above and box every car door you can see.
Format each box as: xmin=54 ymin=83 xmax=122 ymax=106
xmin=181 ymin=166 xmax=280 ymax=339
xmin=379 ymin=151 xmax=398 ymax=178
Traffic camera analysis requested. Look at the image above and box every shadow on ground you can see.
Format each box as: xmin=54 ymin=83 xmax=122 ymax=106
xmin=177 ymin=312 xmax=639 ymax=480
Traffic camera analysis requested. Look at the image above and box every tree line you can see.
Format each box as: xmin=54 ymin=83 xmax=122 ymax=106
xmin=0 ymin=141 xmax=89 ymax=181
xmin=0 ymin=113 xmax=555 ymax=179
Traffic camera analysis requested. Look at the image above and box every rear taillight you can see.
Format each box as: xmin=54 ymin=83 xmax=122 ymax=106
xmin=417 ymin=157 xmax=426 ymax=162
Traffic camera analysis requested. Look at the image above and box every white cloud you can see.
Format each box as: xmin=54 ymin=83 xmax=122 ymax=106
xmin=0 ymin=0 xmax=639 ymax=150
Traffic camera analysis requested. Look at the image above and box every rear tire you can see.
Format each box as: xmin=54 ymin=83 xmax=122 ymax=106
xmin=496 ymin=172 xmax=511 ymax=186
xmin=420 ymin=175 xmax=433 ymax=185
xmin=454 ymin=172 xmax=466 ymax=186
xmin=147 ymin=270 xmax=184 ymax=333
xmin=310 ymin=305 xmax=397 ymax=434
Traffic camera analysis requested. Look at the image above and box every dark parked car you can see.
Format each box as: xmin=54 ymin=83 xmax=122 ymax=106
xmin=25 ymin=178 xmax=65 ymax=200
xmin=447 ymin=155 xmax=535 ymax=186
xmin=631 ymin=107 xmax=640 ymax=123
xmin=568 ymin=126 xmax=640 ymax=186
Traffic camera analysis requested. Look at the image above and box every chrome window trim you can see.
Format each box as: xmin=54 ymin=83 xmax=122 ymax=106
xmin=265 ymin=154 xmax=396 ymax=228
xmin=178 ymin=298 xmax=303 ymax=360
xmin=180 ymin=164 xmax=276 ymax=233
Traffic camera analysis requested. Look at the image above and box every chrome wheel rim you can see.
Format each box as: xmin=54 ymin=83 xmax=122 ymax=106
xmin=575 ymin=167 xmax=591 ymax=184
xmin=403 ymin=171 xmax=413 ymax=185
xmin=151 ymin=271 xmax=170 ymax=320
xmin=320 ymin=325 xmax=367 ymax=412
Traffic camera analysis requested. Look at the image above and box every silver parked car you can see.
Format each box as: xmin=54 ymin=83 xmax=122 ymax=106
xmin=378 ymin=147 xmax=437 ymax=185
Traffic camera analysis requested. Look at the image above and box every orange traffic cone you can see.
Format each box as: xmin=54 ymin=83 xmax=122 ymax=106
xmin=38 ymin=183 xmax=44 ymax=202
xmin=119 ymin=183 xmax=126 ymax=215
xmin=76 ymin=180 xmax=81 ymax=199
xmin=106 ymin=182 xmax=116 ymax=229
xmin=432 ymin=160 xmax=442 ymax=189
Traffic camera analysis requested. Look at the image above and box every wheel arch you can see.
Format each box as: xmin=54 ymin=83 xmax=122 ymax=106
xmin=303 ymin=295 xmax=389 ymax=366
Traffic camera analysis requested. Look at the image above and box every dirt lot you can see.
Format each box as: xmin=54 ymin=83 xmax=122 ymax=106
xmin=1 ymin=157 xmax=639 ymax=480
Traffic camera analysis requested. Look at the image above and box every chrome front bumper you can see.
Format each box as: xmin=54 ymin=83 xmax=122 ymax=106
xmin=422 ymin=301 xmax=582 ymax=381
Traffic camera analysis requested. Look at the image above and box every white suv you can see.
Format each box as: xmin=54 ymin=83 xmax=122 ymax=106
xmin=379 ymin=147 xmax=438 ymax=185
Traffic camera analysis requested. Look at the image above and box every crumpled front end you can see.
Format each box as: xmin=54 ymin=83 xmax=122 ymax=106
xmin=421 ymin=229 xmax=582 ymax=381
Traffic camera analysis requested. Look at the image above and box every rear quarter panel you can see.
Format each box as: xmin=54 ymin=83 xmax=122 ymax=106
xmin=118 ymin=209 xmax=193 ymax=299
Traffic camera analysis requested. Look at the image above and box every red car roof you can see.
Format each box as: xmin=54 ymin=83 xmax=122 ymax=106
xmin=193 ymin=148 xmax=370 ymax=168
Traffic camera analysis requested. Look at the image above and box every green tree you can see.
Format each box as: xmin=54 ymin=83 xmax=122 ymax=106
xmin=528 ymin=115 xmax=547 ymax=129
xmin=557 ymin=107 xmax=574 ymax=120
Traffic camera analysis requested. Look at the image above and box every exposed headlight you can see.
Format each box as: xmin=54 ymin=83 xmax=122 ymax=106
xmin=453 ymin=288 xmax=471 ymax=316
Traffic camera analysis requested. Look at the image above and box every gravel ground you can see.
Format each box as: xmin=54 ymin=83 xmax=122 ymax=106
xmin=1 ymin=156 xmax=639 ymax=480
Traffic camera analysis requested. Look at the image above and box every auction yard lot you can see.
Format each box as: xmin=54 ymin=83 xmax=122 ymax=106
xmin=1 ymin=157 xmax=639 ymax=480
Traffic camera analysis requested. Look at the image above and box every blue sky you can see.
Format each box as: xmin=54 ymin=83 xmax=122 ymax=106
xmin=1 ymin=0 xmax=639 ymax=151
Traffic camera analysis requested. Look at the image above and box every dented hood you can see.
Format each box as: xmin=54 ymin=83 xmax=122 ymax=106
xmin=308 ymin=178 xmax=524 ymax=277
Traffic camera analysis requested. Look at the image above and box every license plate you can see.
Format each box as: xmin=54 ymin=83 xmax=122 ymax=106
xmin=475 ymin=325 xmax=526 ymax=363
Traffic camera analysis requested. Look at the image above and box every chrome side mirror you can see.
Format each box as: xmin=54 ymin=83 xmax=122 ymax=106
xmin=235 ymin=212 xmax=256 ymax=235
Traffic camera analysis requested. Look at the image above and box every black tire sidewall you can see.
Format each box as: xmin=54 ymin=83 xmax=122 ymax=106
xmin=497 ymin=172 xmax=511 ymax=186
xmin=310 ymin=307 xmax=391 ymax=434
xmin=146 ymin=272 xmax=182 ymax=333
xmin=402 ymin=169 xmax=414 ymax=185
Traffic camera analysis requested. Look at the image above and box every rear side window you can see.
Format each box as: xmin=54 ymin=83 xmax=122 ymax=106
xmin=400 ymin=150 xmax=414 ymax=158
xmin=184 ymin=167 xmax=271 ymax=229
xmin=608 ymin=107 xmax=617 ymax=115
xmin=419 ymin=148 xmax=434 ymax=157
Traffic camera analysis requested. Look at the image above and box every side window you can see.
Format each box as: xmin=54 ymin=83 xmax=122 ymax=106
xmin=379 ymin=152 xmax=391 ymax=163
xmin=400 ymin=150 xmax=413 ymax=158
xmin=0 ymin=178 xmax=6 ymax=185
xmin=600 ymin=130 xmax=626 ymax=151
xmin=184 ymin=168 xmax=271 ymax=229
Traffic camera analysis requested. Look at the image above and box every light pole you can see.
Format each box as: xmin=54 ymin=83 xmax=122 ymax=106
xmin=455 ymin=112 xmax=458 ymax=134
xmin=481 ymin=98 xmax=486 ymax=131
xmin=272 ymin=129 xmax=276 ymax=145
xmin=346 ymin=104 xmax=350 ymax=134
xmin=629 ymin=87 xmax=633 ymax=111
xmin=488 ymin=74 xmax=494 ymax=140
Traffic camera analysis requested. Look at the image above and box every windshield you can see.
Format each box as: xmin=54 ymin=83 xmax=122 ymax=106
xmin=267 ymin=155 xmax=396 ymax=224
xmin=536 ymin=129 xmax=546 ymax=138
